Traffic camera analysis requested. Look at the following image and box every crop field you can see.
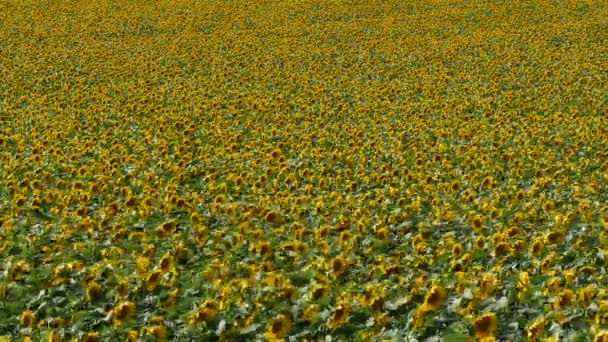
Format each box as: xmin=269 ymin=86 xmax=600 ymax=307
xmin=1 ymin=0 xmax=608 ymax=340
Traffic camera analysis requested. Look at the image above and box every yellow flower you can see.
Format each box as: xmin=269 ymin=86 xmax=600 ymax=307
xmin=258 ymin=240 xmax=272 ymax=258
xmin=47 ymin=331 xmax=61 ymax=342
xmin=158 ymin=253 xmax=175 ymax=273
xmin=470 ymin=214 xmax=484 ymax=231
xmin=125 ymin=330 xmax=138 ymax=342
xmin=85 ymin=281 xmax=103 ymax=301
xmin=475 ymin=236 xmax=485 ymax=249
xmin=309 ymin=284 xmax=329 ymax=302
xmin=264 ymin=314 xmax=291 ymax=340
xmin=473 ymin=312 xmax=497 ymax=339
xmin=479 ymin=273 xmax=496 ymax=298
xmin=301 ymin=304 xmax=318 ymax=322
xmin=20 ymin=309 xmax=35 ymax=327
xmin=530 ymin=238 xmax=544 ymax=257
xmin=330 ymin=255 xmax=347 ymax=277
xmin=493 ymin=242 xmax=510 ymax=257
xmin=82 ymin=332 xmax=99 ymax=342
xmin=146 ymin=270 xmax=163 ymax=289
xmin=265 ymin=210 xmax=280 ymax=224
xmin=527 ymin=319 xmax=544 ymax=341
xmin=545 ymin=230 xmax=565 ymax=245
xmin=578 ymin=286 xmax=596 ymax=307
xmin=327 ymin=303 xmax=349 ymax=329
xmin=595 ymin=330 xmax=608 ymax=342
xmin=421 ymin=285 xmax=446 ymax=312
xmin=189 ymin=300 xmax=219 ymax=325
xmin=155 ymin=220 xmax=176 ymax=238
xmin=517 ymin=271 xmax=529 ymax=302
xmin=554 ymin=289 xmax=574 ymax=309
xmin=112 ymin=301 xmax=135 ymax=326
xmin=144 ymin=325 xmax=167 ymax=342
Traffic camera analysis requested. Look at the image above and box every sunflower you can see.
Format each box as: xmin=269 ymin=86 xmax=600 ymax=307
xmin=125 ymin=330 xmax=138 ymax=342
xmin=530 ymin=238 xmax=544 ymax=257
xmin=265 ymin=210 xmax=280 ymax=224
xmin=264 ymin=314 xmax=291 ymax=340
xmin=595 ymin=331 xmax=608 ymax=342
xmin=452 ymin=243 xmax=463 ymax=257
xmin=144 ymin=325 xmax=167 ymax=342
xmin=47 ymin=331 xmax=61 ymax=342
xmin=82 ymin=332 xmax=98 ymax=342
xmin=493 ymin=242 xmax=510 ymax=257
xmin=470 ymin=215 xmax=484 ymax=231
xmin=527 ymin=319 xmax=544 ymax=341
xmin=309 ymin=284 xmax=329 ymax=302
xmin=258 ymin=240 xmax=272 ymax=258
xmin=85 ymin=281 xmax=103 ymax=301
xmin=316 ymin=225 xmax=329 ymax=240
xmin=158 ymin=254 xmax=175 ymax=273
xmin=146 ymin=270 xmax=163 ymax=289
xmin=597 ymin=301 xmax=608 ymax=325
xmin=189 ymin=300 xmax=219 ymax=325
xmin=473 ymin=312 xmax=497 ymax=339
xmin=479 ymin=273 xmax=496 ymax=298
xmin=301 ymin=304 xmax=317 ymax=322
xmin=421 ymin=285 xmax=446 ymax=312
xmin=545 ymin=230 xmax=565 ymax=245
xmin=20 ymin=309 xmax=35 ymax=327
xmin=155 ymin=220 xmax=176 ymax=238
xmin=112 ymin=301 xmax=135 ymax=326
xmin=330 ymin=255 xmax=347 ymax=277
xmin=517 ymin=271 xmax=529 ymax=302
xmin=578 ymin=286 xmax=596 ymax=307
xmin=554 ymin=289 xmax=575 ymax=309
xmin=327 ymin=303 xmax=349 ymax=329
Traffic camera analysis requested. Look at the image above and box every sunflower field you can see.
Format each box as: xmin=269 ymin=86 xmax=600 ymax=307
xmin=1 ymin=0 xmax=607 ymax=341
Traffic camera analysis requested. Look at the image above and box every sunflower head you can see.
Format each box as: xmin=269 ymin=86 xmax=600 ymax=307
xmin=527 ymin=319 xmax=544 ymax=341
xmin=594 ymin=330 xmax=608 ymax=342
xmin=330 ymin=256 xmax=347 ymax=277
xmin=327 ymin=303 xmax=349 ymax=329
xmin=545 ymin=230 xmax=565 ymax=245
xmin=421 ymin=285 xmax=446 ymax=312
xmin=20 ymin=309 xmax=35 ymax=327
xmin=112 ymin=301 xmax=135 ymax=325
xmin=82 ymin=332 xmax=98 ymax=342
xmin=85 ymin=281 xmax=103 ymax=301
xmin=264 ymin=314 xmax=291 ymax=340
xmin=473 ymin=312 xmax=497 ymax=339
